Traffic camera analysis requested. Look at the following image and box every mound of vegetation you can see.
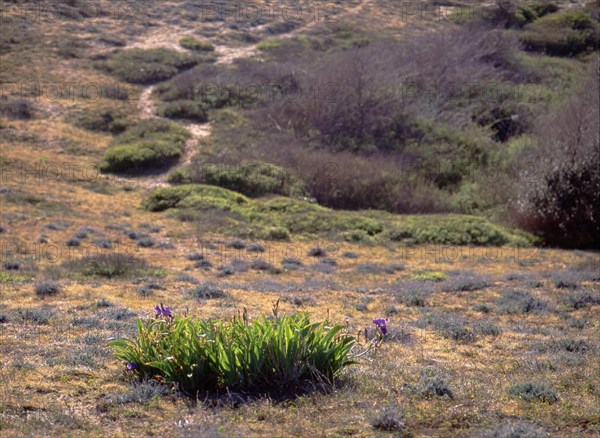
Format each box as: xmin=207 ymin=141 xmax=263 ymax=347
xmin=110 ymin=308 xmax=355 ymax=393
xmin=482 ymin=0 xmax=559 ymax=28
xmin=99 ymin=119 xmax=190 ymax=173
xmin=67 ymin=106 xmax=131 ymax=134
xmin=106 ymin=49 xmax=199 ymax=84
xmin=157 ymin=100 xmax=207 ymax=122
xmin=142 ymin=184 xmax=533 ymax=245
xmin=186 ymin=161 xmax=307 ymax=198
xmin=179 ymin=37 xmax=215 ymax=52
xmin=520 ymin=9 xmax=599 ymax=56
xmin=156 ymin=2 xmax=595 ymax=248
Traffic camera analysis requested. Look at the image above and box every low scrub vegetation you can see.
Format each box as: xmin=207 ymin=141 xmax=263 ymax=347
xmin=67 ymin=106 xmax=131 ymax=134
xmin=157 ymin=100 xmax=207 ymax=122
xmin=188 ymin=161 xmax=306 ymax=198
xmin=143 ymin=184 xmax=532 ymax=244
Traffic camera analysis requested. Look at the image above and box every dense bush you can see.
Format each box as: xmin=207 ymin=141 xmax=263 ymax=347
xmin=67 ymin=106 xmax=130 ymax=134
xmin=513 ymin=65 xmax=599 ymax=248
xmin=520 ymin=9 xmax=599 ymax=57
xmin=99 ymin=119 xmax=190 ymax=173
xmin=189 ymin=161 xmax=306 ymax=198
xmin=107 ymin=49 xmax=198 ymax=84
xmin=157 ymin=100 xmax=207 ymax=122
xmin=110 ymin=309 xmax=356 ymax=393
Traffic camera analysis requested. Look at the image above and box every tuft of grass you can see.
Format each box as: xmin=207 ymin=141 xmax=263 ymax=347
xmin=497 ymin=289 xmax=547 ymax=314
xmin=548 ymin=338 xmax=590 ymax=354
xmin=35 ymin=281 xmax=61 ymax=297
xmin=480 ymin=421 xmax=548 ymax=438
xmin=14 ymin=308 xmax=54 ymax=324
xmin=407 ymin=367 xmax=454 ymax=399
xmin=191 ymin=282 xmax=227 ymax=300
xmin=308 ymin=247 xmax=326 ymax=257
xmin=507 ymin=381 xmax=558 ymax=403
xmin=369 ymin=403 xmax=406 ymax=433
xmin=472 ymin=304 xmax=491 ymax=313
xmin=107 ymin=381 xmax=170 ymax=405
xmin=410 ymin=271 xmax=447 ymax=282
xmin=179 ymin=37 xmax=215 ymax=52
xmin=62 ymin=254 xmax=148 ymax=279
xmin=393 ymin=280 xmax=437 ymax=307
xmin=417 ymin=312 xmax=478 ymax=343
xmin=441 ymin=273 xmax=492 ymax=292
xmin=0 ymin=272 xmax=31 ymax=283
xmin=560 ymin=288 xmax=600 ymax=310
xmin=280 ymin=295 xmax=316 ymax=307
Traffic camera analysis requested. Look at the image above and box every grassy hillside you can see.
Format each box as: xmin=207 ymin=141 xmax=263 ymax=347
xmin=0 ymin=0 xmax=598 ymax=436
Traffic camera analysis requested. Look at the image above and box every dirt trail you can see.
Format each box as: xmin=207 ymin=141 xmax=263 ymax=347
xmin=114 ymin=0 xmax=375 ymax=189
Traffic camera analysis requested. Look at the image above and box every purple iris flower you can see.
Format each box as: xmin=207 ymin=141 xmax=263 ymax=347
xmin=126 ymin=362 xmax=137 ymax=370
xmin=155 ymin=304 xmax=174 ymax=319
xmin=373 ymin=318 xmax=387 ymax=335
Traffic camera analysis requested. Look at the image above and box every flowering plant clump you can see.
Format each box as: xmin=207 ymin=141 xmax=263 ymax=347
xmin=109 ymin=304 xmax=356 ymax=394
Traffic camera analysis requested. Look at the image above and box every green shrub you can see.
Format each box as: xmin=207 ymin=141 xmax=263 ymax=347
xmin=157 ymin=100 xmax=207 ymax=122
xmin=108 ymin=49 xmax=198 ymax=84
xmin=191 ymin=162 xmax=306 ymax=198
xmin=179 ymin=37 xmax=215 ymax=52
xmin=507 ymin=381 xmax=558 ymax=403
xmin=142 ymin=184 xmax=248 ymax=212
xmin=67 ymin=106 xmax=130 ymax=134
xmin=100 ymin=120 xmax=190 ymax=173
xmin=520 ymin=9 xmax=599 ymax=56
xmin=110 ymin=309 xmax=356 ymax=393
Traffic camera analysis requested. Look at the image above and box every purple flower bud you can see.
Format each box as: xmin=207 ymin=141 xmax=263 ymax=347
xmin=126 ymin=362 xmax=137 ymax=370
xmin=373 ymin=318 xmax=387 ymax=335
